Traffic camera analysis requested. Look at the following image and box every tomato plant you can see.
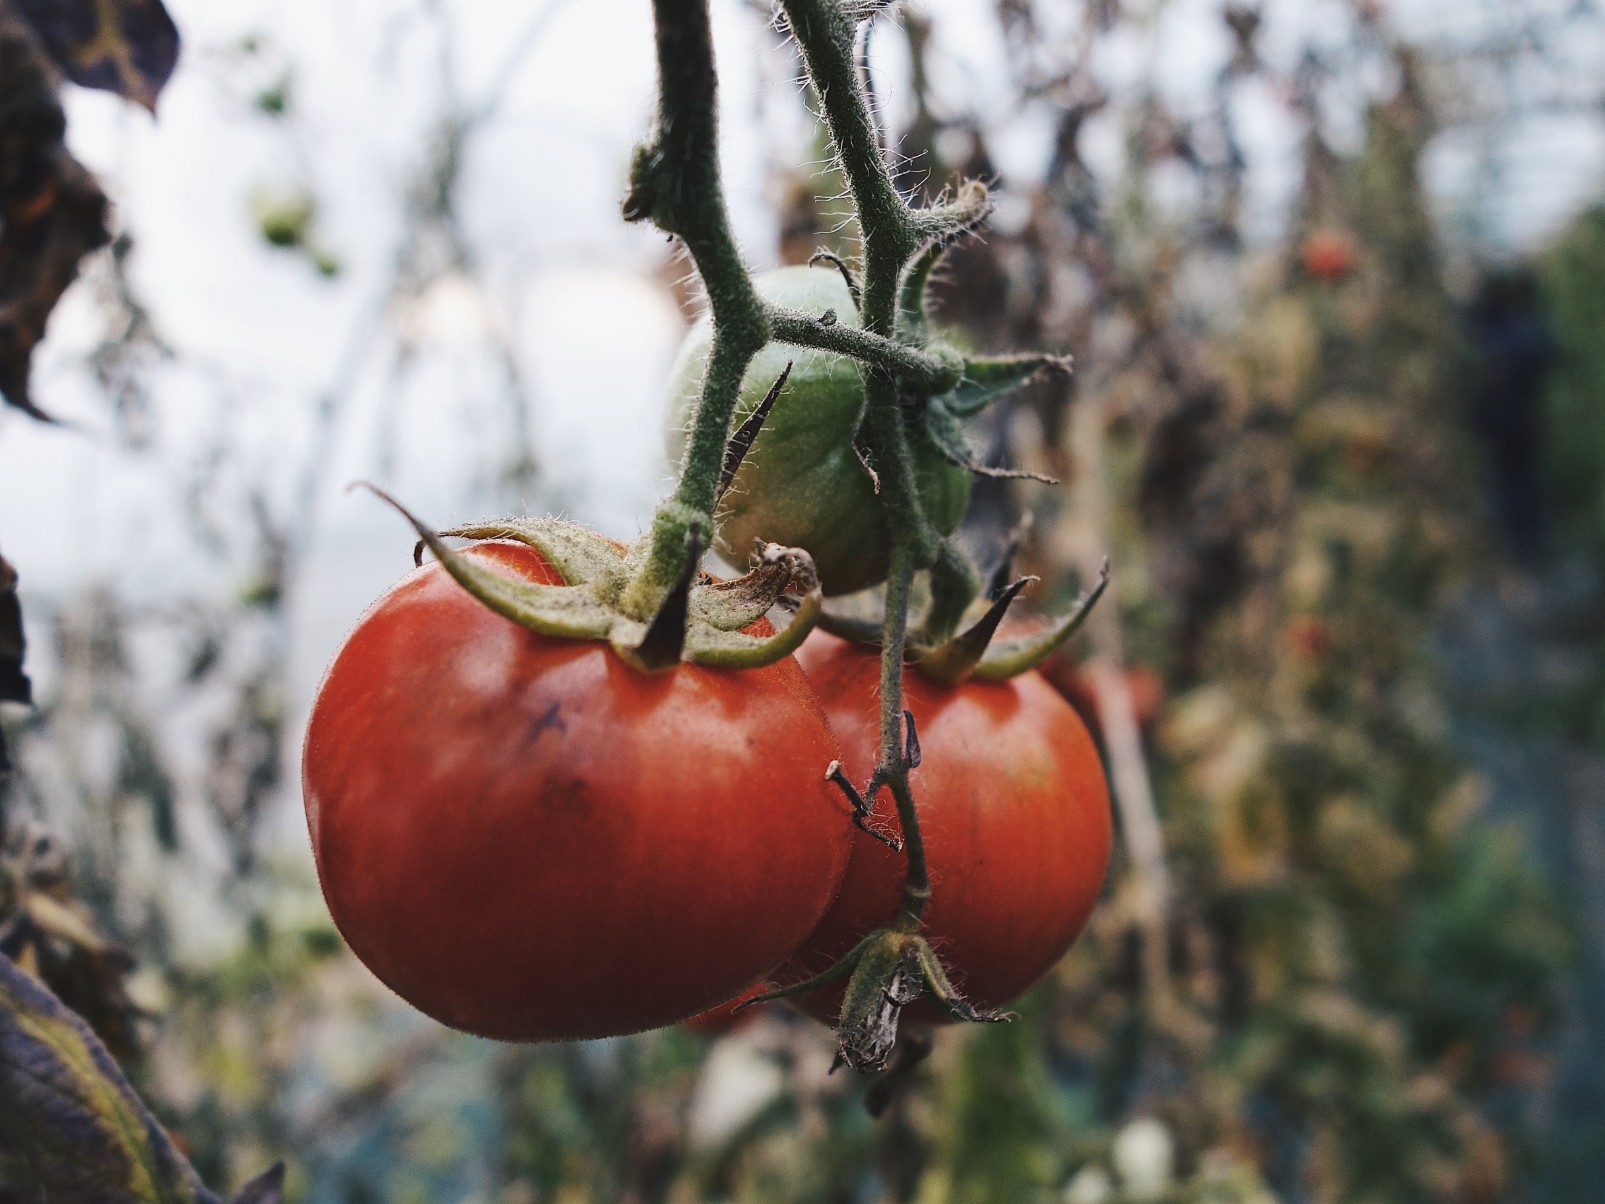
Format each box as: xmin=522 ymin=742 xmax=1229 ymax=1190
xmin=770 ymin=632 xmax=1112 ymax=1025
xmin=664 ymin=266 xmax=973 ymax=596
xmin=303 ymin=540 xmax=852 ymax=1040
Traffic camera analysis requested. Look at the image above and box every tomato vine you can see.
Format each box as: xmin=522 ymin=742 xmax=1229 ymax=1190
xmin=332 ymin=0 xmax=1100 ymax=1073
xmin=621 ymin=0 xmax=1099 ymax=1071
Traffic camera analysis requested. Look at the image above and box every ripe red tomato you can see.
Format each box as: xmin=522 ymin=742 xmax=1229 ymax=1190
xmin=772 ymin=633 xmax=1112 ymax=1025
xmin=1285 ymin=615 xmax=1331 ymax=661
xmin=303 ymin=541 xmax=852 ymax=1040
xmin=1300 ymin=229 xmax=1357 ymax=281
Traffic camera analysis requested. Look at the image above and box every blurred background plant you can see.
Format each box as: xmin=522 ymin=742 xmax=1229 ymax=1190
xmin=2 ymin=0 xmax=1603 ymax=1201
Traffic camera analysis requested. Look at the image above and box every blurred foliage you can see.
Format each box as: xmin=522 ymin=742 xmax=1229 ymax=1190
xmin=1538 ymin=204 xmax=1605 ymax=558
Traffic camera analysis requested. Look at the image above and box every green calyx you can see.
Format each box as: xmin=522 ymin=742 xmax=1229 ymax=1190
xmin=817 ymin=545 xmax=1111 ymax=684
xmin=360 ymin=484 xmax=821 ymax=673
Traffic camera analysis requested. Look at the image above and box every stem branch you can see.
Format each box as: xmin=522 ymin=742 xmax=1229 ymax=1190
xmin=768 ymin=306 xmax=960 ymax=392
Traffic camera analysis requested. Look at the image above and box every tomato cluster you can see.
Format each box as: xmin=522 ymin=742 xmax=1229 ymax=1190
xmin=302 ymin=267 xmax=1112 ymax=1049
xmin=303 ymin=558 xmax=1109 ymax=1042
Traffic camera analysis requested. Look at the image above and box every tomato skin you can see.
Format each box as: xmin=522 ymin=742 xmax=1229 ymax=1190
xmin=774 ymin=633 xmax=1112 ymax=1025
xmin=303 ymin=541 xmax=852 ymax=1041
xmin=664 ymin=266 xmax=972 ymax=596
xmin=681 ymin=983 xmax=770 ymax=1038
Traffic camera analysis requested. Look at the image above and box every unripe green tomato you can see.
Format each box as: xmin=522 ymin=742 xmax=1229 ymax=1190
xmin=664 ymin=266 xmax=972 ymax=596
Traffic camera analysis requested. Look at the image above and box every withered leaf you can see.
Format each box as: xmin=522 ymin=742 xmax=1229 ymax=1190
xmin=0 ymin=8 xmax=111 ymax=421
xmin=0 ymin=551 xmax=28 ymax=778
xmin=0 ymin=952 xmax=285 ymax=1200
xmin=0 ymin=951 xmax=212 ymax=1201
xmin=0 ymin=552 xmax=26 ymax=707
xmin=11 ymin=0 xmax=180 ymax=112
xmin=226 ymin=1163 xmax=284 ymax=1204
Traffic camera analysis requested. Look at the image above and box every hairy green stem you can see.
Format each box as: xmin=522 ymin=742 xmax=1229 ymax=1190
xmin=780 ymin=0 xmax=946 ymax=563
xmin=634 ymin=0 xmax=981 ymax=1008
xmin=768 ymin=306 xmax=960 ymax=393
xmin=782 ymin=3 xmax=920 ymax=283
xmin=626 ymin=0 xmax=965 ymax=617
xmin=780 ymin=0 xmax=951 ymax=942
xmin=623 ymin=0 xmax=768 ymax=611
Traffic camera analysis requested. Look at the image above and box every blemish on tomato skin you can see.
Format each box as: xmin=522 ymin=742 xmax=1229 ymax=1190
xmin=527 ymin=701 xmax=566 ymax=742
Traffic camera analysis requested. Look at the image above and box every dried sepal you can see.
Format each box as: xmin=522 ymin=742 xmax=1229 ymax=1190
xmin=694 ymin=542 xmax=819 ymax=632
xmin=684 ymin=584 xmax=822 ymax=669
xmin=909 ymin=938 xmax=1010 ymax=1025
xmin=912 ymin=576 xmax=1036 ymax=684
xmin=927 ymin=403 xmax=1058 ymax=484
xmin=838 ymin=932 xmax=1007 ymax=1073
xmin=837 ymin=935 xmax=924 ymax=1073
xmin=808 ymin=249 xmax=861 ymax=308
xmin=971 ymin=561 xmax=1111 ymax=681
xmin=751 ymin=926 xmax=1009 ymax=1075
xmin=985 ymin=512 xmax=1034 ymax=602
xmin=717 ymin=363 xmax=793 ymax=505
xmin=361 ymin=484 xmax=616 ymax=641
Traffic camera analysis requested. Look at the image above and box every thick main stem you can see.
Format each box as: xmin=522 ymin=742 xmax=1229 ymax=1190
xmin=624 ymin=0 xmax=768 ymax=610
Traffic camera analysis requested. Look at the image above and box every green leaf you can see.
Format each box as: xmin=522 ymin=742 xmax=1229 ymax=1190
xmin=12 ymin=0 xmax=181 ymax=112
xmin=0 ymin=953 xmax=218 ymax=1201
xmin=939 ymin=352 xmax=1071 ymax=418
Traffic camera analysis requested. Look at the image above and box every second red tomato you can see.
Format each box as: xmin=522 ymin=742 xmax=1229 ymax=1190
xmin=771 ymin=633 xmax=1113 ymax=1026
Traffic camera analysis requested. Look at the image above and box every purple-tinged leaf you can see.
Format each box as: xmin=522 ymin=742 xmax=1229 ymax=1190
xmin=0 ymin=952 xmax=219 ymax=1201
xmin=11 ymin=0 xmax=180 ymax=112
